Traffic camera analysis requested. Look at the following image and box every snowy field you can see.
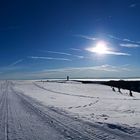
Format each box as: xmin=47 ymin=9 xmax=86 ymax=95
xmin=14 ymin=80 xmax=140 ymax=133
xmin=0 ymin=80 xmax=140 ymax=139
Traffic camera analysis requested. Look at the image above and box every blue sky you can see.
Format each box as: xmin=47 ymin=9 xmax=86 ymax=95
xmin=0 ymin=0 xmax=140 ymax=79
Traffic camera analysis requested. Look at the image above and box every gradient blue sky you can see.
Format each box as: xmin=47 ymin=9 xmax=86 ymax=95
xmin=0 ymin=0 xmax=140 ymax=79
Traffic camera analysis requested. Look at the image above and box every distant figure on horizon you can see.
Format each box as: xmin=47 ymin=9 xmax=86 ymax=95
xmin=118 ymin=87 xmax=121 ymax=93
xmin=67 ymin=76 xmax=69 ymax=81
xmin=112 ymin=87 xmax=115 ymax=92
xmin=129 ymin=88 xmax=133 ymax=97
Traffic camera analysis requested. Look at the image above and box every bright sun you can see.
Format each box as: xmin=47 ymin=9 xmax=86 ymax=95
xmin=87 ymin=41 xmax=109 ymax=55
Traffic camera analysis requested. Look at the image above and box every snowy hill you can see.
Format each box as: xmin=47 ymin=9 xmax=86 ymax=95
xmin=15 ymin=80 xmax=140 ymax=128
xmin=13 ymin=80 xmax=140 ymax=138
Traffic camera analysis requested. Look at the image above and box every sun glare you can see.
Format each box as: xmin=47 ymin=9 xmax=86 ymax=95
xmin=87 ymin=41 xmax=109 ymax=55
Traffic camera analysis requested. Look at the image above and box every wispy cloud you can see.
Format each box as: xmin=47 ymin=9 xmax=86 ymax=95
xmin=43 ymin=50 xmax=86 ymax=59
xmin=1 ymin=66 xmax=24 ymax=71
xmin=1 ymin=63 xmax=131 ymax=79
xmin=33 ymin=64 xmax=130 ymax=76
xmin=108 ymin=35 xmax=122 ymax=41
xmin=70 ymin=48 xmax=82 ymax=51
xmin=29 ymin=56 xmax=72 ymax=61
xmin=122 ymin=39 xmax=140 ymax=44
xmin=43 ymin=50 xmax=71 ymax=56
xmin=86 ymin=48 xmax=130 ymax=56
xmin=120 ymin=43 xmax=140 ymax=48
xmin=9 ymin=59 xmax=24 ymax=66
xmin=0 ymin=59 xmax=25 ymax=74
xmin=75 ymin=34 xmax=98 ymax=41
xmin=109 ymin=34 xmax=140 ymax=44
xmin=129 ymin=3 xmax=137 ymax=8
xmin=76 ymin=34 xmax=140 ymax=46
xmin=104 ymin=51 xmax=130 ymax=56
xmin=73 ymin=55 xmax=85 ymax=59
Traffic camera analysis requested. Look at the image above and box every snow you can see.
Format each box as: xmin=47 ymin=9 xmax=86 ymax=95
xmin=0 ymin=80 xmax=138 ymax=139
xmin=14 ymin=80 xmax=140 ymax=129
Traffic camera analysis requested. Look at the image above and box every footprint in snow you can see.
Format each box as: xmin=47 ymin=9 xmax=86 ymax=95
xmin=96 ymin=114 xmax=110 ymax=120
xmin=89 ymin=103 xmax=93 ymax=106
xmin=75 ymin=106 xmax=81 ymax=108
xmin=68 ymin=107 xmax=73 ymax=109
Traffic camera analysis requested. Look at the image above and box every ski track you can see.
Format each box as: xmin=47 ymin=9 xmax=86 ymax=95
xmin=0 ymin=81 xmax=139 ymax=140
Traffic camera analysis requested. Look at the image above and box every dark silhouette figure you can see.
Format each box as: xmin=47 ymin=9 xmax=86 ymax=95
xmin=67 ymin=76 xmax=69 ymax=81
xmin=129 ymin=89 xmax=133 ymax=97
xmin=118 ymin=87 xmax=121 ymax=93
xmin=112 ymin=87 xmax=115 ymax=92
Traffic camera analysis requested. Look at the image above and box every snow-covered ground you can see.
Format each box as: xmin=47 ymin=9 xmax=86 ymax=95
xmin=0 ymin=80 xmax=139 ymax=139
xmin=15 ymin=80 xmax=140 ymax=129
